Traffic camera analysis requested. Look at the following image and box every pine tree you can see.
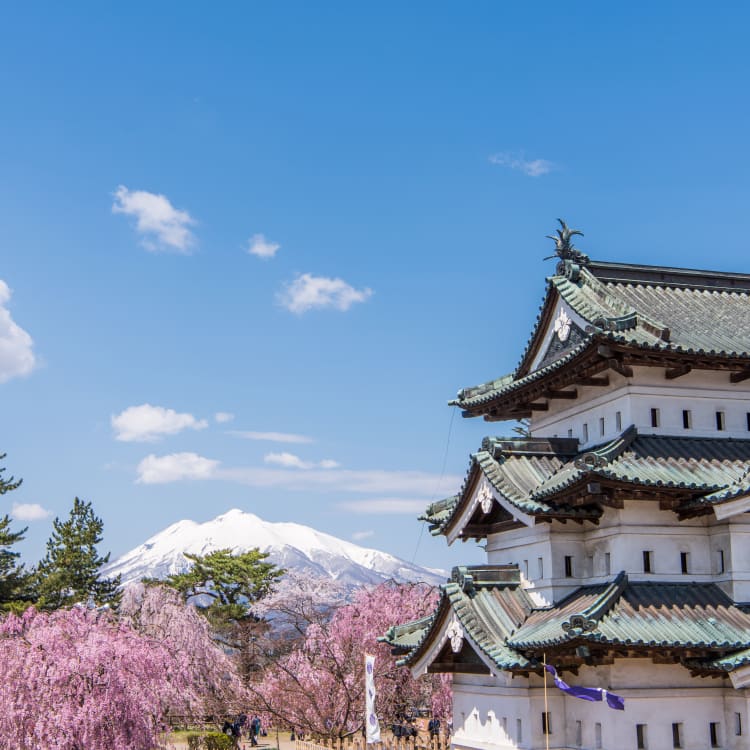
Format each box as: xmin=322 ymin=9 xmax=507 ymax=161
xmin=35 ymin=497 xmax=121 ymax=610
xmin=0 ymin=454 xmax=29 ymax=610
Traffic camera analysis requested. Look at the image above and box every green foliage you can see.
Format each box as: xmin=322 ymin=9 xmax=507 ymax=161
xmin=0 ymin=454 xmax=30 ymax=610
xmin=186 ymin=734 xmax=204 ymax=750
xmin=166 ymin=547 xmax=283 ymax=628
xmin=34 ymin=497 xmax=121 ymax=610
xmin=201 ymin=732 xmax=235 ymax=750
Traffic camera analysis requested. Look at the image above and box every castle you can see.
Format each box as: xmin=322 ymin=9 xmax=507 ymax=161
xmin=384 ymin=222 xmax=750 ymax=750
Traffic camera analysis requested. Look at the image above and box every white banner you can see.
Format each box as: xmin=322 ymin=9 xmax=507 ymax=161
xmin=365 ymin=654 xmax=381 ymax=743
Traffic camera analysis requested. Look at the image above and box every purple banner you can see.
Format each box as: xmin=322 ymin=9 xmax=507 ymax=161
xmin=545 ymin=665 xmax=624 ymax=710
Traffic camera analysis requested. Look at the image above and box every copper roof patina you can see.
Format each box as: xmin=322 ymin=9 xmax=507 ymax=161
xmin=510 ymin=576 xmax=750 ymax=652
xmin=422 ymin=428 xmax=750 ymax=539
xmin=386 ymin=570 xmax=750 ymax=676
xmin=452 ymin=256 xmax=750 ymax=421
xmin=382 ymin=565 xmax=533 ymax=672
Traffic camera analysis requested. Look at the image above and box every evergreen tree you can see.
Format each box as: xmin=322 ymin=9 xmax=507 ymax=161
xmin=0 ymin=454 xmax=29 ymax=609
xmin=35 ymin=497 xmax=120 ymax=610
xmin=165 ymin=547 xmax=283 ymax=645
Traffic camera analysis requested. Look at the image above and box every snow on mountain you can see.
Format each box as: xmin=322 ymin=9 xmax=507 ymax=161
xmin=103 ymin=509 xmax=446 ymax=588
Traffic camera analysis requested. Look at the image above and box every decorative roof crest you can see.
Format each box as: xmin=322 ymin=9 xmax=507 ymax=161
xmin=545 ymin=219 xmax=589 ymax=277
xmin=446 ymin=617 xmax=465 ymax=653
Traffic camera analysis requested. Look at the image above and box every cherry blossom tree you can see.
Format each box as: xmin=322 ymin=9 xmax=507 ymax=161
xmin=0 ymin=585 xmax=246 ymax=749
xmin=251 ymin=580 xmax=451 ymax=738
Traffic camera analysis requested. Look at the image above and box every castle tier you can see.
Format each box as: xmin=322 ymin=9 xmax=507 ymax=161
xmin=383 ymin=223 xmax=750 ymax=750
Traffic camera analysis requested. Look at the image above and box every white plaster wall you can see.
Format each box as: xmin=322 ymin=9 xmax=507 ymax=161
xmin=531 ymin=368 xmax=750 ymax=448
xmin=484 ymin=504 xmax=750 ymax=606
xmin=451 ymin=661 xmax=748 ymax=750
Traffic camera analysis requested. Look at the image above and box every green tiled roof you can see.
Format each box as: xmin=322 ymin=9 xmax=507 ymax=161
xmin=384 ymin=565 xmax=532 ymax=672
xmin=452 ymin=259 xmax=750 ymax=417
xmin=386 ymin=571 xmax=750 ymax=676
xmin=692 ymin=646 xmax=750 ymax=672
xmin=423 ymin=429 xmax=750 ymax=538
xmin=510 ymin=578 xmax=750 ymax=651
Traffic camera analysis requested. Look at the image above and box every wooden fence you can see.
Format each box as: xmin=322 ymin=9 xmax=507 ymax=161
xmin=296 ymin=735 xmax=450 ymax=750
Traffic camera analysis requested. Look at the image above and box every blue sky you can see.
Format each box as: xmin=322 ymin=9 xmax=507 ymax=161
xmin=2 ymin=2 xmax=750 ymax=572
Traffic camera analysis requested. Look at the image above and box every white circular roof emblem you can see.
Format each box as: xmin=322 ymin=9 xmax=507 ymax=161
xmin=554 ymin=308 xmax=572 ymax=342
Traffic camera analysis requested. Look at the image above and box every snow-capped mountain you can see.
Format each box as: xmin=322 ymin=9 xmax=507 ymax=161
xmin=103 ymin=509 xmax=446 ymax=588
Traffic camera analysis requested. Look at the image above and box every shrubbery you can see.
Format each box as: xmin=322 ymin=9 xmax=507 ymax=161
xmin=187 ymin=732 xmax=236 ymax=750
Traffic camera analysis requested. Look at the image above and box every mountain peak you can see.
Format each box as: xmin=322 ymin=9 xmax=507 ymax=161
xmin=104 ymin=509 xmax=446 ymax=589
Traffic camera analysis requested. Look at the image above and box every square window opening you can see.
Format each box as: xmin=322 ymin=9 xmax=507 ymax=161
xmin=651 ymin=408 xmax=660 ymax=428
xmin=564 ymin=555 xmax=573 ymax=578
xmin=710 ymin=722 xmax=720 ymax=748
xmin=716 ymin=411 xmax=725 ymax=431
xmin=605 ymin=552 xmax=611 ymax=575
xmin=683 ymin=410 xmax=692 ymax=429
xmin=542 ymin=712 xmax=552 ymax=735
xmin=582 ymin=423 xmax=589 ymax=442
xmin=599 ymin=417 xmax=605 ymax=436
xmin=616 ymin=411 xmax=622 ymax=431
xmin=680 ymin=552 xmax=689 ymax=574
xmin=636 ymin=723 xmax=647 ymax=750
xmin=643 ymin=550 xmax=653 ymax=574
xmin=672 ymin=722 xmax=683 ymax=748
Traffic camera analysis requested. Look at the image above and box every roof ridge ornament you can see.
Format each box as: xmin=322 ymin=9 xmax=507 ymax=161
xmin=545 ymin=219 xmax=589 ymax=279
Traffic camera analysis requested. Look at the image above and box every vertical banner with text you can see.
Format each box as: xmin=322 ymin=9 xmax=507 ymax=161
xmin=365 ymin=654 xmax=381 ymax=743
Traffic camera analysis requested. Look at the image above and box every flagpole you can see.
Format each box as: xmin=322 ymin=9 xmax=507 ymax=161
xmin=543 ymin=653 xmax=550 ymax=750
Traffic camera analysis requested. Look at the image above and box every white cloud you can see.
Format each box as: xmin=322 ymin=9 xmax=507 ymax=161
xmin=0 ymin=280 xmax=36 ymax=384
xmin=112 ymin=185 xmax=196 ymax=252
xmin=488 ymin=152 xmax=555 ymax=177
xmin=214 ymin=412 xmax=234 ymax=424
xmin=338 ymin=498 xmax=429 ymax=514
xmin=112 ymin=404 xmax=208 ymax=442
xmin=136 ymin=452 xmax=219 ymax=484
xmin=247 ymin=233 xmax=280 ymax=259
xmin=278 ymin=273 xmax=373 ymax=314
xmin=134 ymin=451 xmax=460 ymax=497
xmin=263 ymin=452 xmax=340 ymax=470
xmin=11 ymin=502 xmax=51 ymax=521
xmin=227 ymin=430 xmax=314 ymax=444
xmin=352 ymin=530 xmax=375 ymax=541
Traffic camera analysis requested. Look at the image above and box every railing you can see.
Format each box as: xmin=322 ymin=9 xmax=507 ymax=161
xmin=296 ymin=736 xmax=450 ymax=750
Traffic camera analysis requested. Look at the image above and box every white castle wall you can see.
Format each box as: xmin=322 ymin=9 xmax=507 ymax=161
xmin=484 ymin=504 xmax=750 ymax=605
xmin=451 ymin=661 xmax=747 ymax=750
xmin=531 ymin=368 xmax=750 ymax=449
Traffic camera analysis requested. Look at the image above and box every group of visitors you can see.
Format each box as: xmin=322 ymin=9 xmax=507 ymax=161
xmin=222 ymin=714 xmax=264 ymax=745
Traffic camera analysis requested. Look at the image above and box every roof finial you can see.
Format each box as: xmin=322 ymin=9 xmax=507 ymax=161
xmin=545 ymin=219 xmax=589 ymax=266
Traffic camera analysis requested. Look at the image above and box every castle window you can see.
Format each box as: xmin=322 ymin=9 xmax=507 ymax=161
xmin=523 ymin=560 xmax=529 ymax=579
xmin=710 ymin=722 xmax=721 ymax=748
xmin=605 ymin=552 xmax=611 ymax=575
xmin=651 ymin=408 xmax=660 ymax=428
xmin=643 ymin=550 xmax=653 ymax=573
xmin=516 ymin=718 xmax=522 ymax=744
xmin=616 ymin=411 xmax=622 ymax=431
xmin=736 ymin=712 xmax=742 ymax=736
xmin=542 ymin=712 xmax=552 ymax=735
xmin=747 ymin=413 xmax=750 ymax=431
xmin=568 ymin=428 xmax=573 ymax=439
xmin=672 ymin=723 xmax=683 ymax=748
xmin=599 ymin=417 xmax=605 ymax=436
xmin=716 ymin=411 xmax=725 ymax=431
xmin=680 ymin=552 xmax=689 ymax=574
xmin=575 ymin=720 xmax=582 ymax=747
xmin=636 ymin=723 xmax=648 ymax=750
xmin=719 ymin=549 xmax=726 ymax=574
xmin=582 ymin=423 xmax=589 ymax=442
xmin=537 ymin=557 xmax=544 ymax=579
xmin=564 ymin=555 xmax=573 ymax=578
xmin=595 ymin=723 xmax=602 ymax=749
xmin=682 ymin=409 xmax=692 ymax=429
